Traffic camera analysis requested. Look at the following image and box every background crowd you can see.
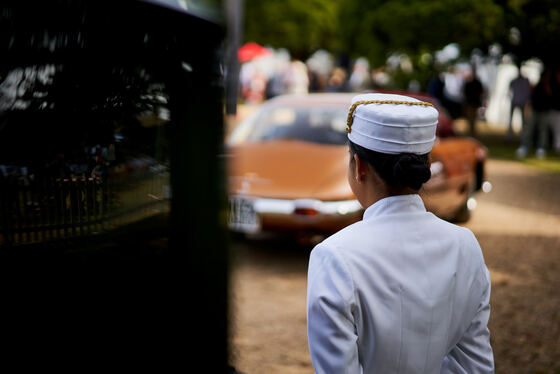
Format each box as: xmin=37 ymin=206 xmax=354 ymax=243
xmin=237 ymin=45 xmax=560 ymax=159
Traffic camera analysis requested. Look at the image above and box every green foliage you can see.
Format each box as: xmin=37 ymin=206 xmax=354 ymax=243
xmin=514 ymin=0 xmax=560 ymax=64
xmin=336 ymin=0 xmax=504 ymax=66
xmin=480 ymin=135 xmax=560 ymax=174
xmin=244 ymin=0 xmax=339 ymax=59
xmin=242 ymin=0 xmax=560 ymax=82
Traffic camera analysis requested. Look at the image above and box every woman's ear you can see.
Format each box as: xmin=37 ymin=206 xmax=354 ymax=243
xmin=353 ymin=153 xmax=367 ymax=182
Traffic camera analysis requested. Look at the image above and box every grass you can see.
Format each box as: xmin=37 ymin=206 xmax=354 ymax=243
xmin=483 ymin=136 xmax=560 ymax=174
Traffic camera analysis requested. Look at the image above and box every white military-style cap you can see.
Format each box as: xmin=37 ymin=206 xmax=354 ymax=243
xmin=346 ymin=93 xmax=439 ymax=155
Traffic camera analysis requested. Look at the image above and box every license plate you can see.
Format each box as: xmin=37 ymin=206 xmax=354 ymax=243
xmin=228 ymin=196 xmax=261 ymax=233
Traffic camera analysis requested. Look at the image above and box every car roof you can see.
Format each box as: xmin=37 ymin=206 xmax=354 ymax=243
xmin=264 ymin=90 xmax=442 ymax=108
xmin=265 ymin=93 xmax=358 ymax=106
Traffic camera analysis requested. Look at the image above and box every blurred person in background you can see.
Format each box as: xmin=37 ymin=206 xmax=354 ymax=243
xmin=516 ymin=67 xmax=553 ymax=159
xmin=326 ymin=67 xmax=350 ymax=92
xmin=371 ymin=67 xmax=391 ymax=89
xmin=441 ymin=65 xmax=464 ymax=119
xmin=507 ymin=62 xmax=532 ymax=142
xmin=550 ymin=66 xmax=560 ymax=155
xmin=408 ymin=79 xmax=421 ymax=93
xmin=239 ymin=61 xmax=253 ymax=101
xmin=265 ymin=50 xmax=290 ymax=99
xmin=462 ymin=65 xmax=484 ymax=137
xmin=306 ymin=50 xmax=334 ymax=92
xmin=265 ymin=64 xmax=288 ymax=99
xmin=244 ymin=67 xmax=267 ymax=103
xmin=264 ymin=72 xmax=285 ymax=99
xmin=307 ymin=68 xmax=324 ymax=92
xmin=427 ymin=69 xmax=445 ymax=104
xmin=349 ymin=57 xmax=371 ymax=92
xmin=307 ymin=93 xmax=494 ymax=373
xmin=285 ymin=60 xmax=309 ymax=95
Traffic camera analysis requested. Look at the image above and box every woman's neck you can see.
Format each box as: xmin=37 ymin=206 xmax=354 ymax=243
xmin=360 ymin=174 xmax=417 ymax=208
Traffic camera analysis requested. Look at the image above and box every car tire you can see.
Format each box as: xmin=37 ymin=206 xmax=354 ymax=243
xmin=453 ymin=168 xmax=479 ymax=223
xmin=452 ymin=196 xmax=471 ymax=223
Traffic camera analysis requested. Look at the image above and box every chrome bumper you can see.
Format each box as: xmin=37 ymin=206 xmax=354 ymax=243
xmin=228 ymin=196 xmax=363 ymax=234
xmin=253 ymin=198 xmax=362 ymax=215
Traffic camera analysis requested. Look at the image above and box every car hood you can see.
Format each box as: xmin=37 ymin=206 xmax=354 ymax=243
xmin=227 ymin=140 xmax=354 ymax=201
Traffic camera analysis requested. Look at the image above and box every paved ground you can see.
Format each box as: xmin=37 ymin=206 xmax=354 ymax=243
xmin=229 ymin=158 xmax=560 ymax=374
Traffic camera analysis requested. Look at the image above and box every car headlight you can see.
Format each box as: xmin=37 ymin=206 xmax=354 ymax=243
xmin=430 ymin=161 xmax=444 ymax=176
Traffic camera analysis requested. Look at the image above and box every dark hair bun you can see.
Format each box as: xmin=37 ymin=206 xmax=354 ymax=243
xmin=348 ymin=141 xmax=431 ymax=190
xmin=392 ymin=154 xmax=431 ymax=190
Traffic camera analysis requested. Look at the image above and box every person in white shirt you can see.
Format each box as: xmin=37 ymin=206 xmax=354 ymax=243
xmin=307 ymin=93 xmax=494 ymax=373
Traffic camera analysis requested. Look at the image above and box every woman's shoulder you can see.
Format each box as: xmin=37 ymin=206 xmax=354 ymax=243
xmin=308 ymin=221 xmax=367 ymax=269
xmin=320 ymin=219 xmax=371 ymax=249
xmin=427 ymin=214 xmax=485 ymax=264
xmin=318 ymin=212 xmax=481 ymax=255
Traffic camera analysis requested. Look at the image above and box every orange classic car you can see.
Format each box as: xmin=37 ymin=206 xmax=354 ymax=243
xmin=226 ymin=92 xmax=488 ymax=237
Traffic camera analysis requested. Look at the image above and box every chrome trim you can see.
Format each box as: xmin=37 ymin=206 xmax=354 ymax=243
xmin=251 ymin=197 xmax=362 ymax=215
xmin=321 ymin=200 xmax=363 ymax=215
xmin=253 ymin=198 xmax=293 ymax=214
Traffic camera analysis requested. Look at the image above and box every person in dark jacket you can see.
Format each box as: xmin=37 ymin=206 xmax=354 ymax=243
xmin=516 ymin=68 xmax=553 ymax=159
xmin=463 ymin=66 xmax=484 ymax=137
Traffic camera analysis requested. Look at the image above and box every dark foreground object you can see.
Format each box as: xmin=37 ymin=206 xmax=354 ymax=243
xmin=2 ymin=1 xmax=229 ymax=370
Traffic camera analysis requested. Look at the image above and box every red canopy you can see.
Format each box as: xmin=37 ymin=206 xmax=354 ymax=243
xmin=238 ymin=42 xmax=271 ymax=63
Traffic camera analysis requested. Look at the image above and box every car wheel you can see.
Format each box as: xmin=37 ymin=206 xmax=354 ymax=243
xmin=452 ymin=196 xmax=471 ymax=223
xmin=453 ymin=172 xmax=478 ymax=223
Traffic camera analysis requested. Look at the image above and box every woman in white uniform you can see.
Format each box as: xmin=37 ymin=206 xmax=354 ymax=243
xmin=307 ymin=93 xmax=494 ymax=373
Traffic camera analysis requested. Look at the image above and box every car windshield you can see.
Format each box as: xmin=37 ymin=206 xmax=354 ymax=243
xmin=233 ymin=104 xmax=349 ymax=145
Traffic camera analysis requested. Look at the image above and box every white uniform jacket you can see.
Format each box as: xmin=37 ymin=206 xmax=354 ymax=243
xmin=307 ymin=194 xmax=494 ymax=373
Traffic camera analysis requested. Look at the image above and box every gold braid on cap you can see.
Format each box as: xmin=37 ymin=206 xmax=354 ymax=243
xmin=346 ymin=100 xmax=434 ymax=134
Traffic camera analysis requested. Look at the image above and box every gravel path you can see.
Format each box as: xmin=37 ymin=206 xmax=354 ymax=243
xmin=230 ymin=159 xmax=560 ymax=374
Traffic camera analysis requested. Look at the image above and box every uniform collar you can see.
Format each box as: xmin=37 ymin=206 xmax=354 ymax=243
xmin=363 ymin=194 xmax=426 ymax=221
